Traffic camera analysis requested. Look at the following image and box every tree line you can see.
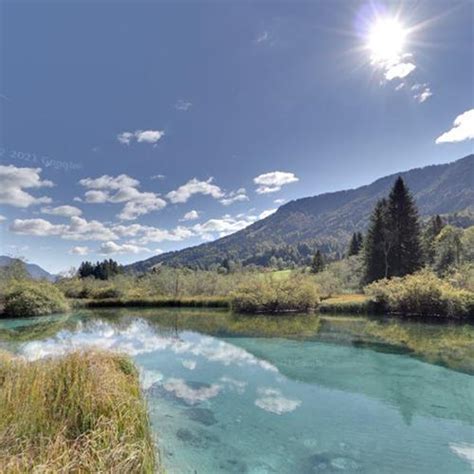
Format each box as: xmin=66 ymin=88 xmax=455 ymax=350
xmin=77 ymin=259 xmax=123 ymax=280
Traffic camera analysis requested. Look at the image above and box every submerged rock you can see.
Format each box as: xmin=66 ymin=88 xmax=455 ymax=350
xmin=175 ymin=427 xmax=219 ymax=450
xmin=185 ymin=407 xmax=217 ymax=426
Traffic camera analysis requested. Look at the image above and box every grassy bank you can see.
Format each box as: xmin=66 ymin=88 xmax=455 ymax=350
xmin=75 ymin=295 xmax=230 ymax=309
xmin=319 ymin=294 xmax=372 ymax=314
xmin=0 ymin=350 xmax=156 ymax=473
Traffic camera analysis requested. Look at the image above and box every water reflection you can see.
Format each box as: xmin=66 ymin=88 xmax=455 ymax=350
xmin=0 ymin=309 xmax=473 ymax=473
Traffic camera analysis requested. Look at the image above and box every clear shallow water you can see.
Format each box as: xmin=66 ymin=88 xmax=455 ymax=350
xmin=0 ymin=309 xmax=473 ymax=474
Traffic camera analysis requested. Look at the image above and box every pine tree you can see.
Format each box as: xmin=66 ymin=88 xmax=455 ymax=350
xmin=387 ymin=177 xmax=422 ymax=276
xmin=364 ymin=198 xmax=389 ymax=282
xmin=348 ymin=232 xmax=363 ymax=256
xmin=310 ymin=250 xmax=325 ymax=273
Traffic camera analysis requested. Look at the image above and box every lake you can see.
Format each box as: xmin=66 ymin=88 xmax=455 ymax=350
xmin=0 ymin=309 xmax=473 ymax=473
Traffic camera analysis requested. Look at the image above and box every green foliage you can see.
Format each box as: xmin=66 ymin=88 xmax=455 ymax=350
xmin=4 ymin=280 xmax=70 ymax=317
xmin=348 ymin=232 xmax=363 ymax=256
xmin=422 ymin=215 xmax=445 ymax=265
xmin=230 ymin=274 xmax=320 ymax=313
xmin=0 ymin=351 xmax=155 ymax=472
xmin=365 ymin=178 xmax=422 ymax=282
xmin=310 ymin=250 xmax=325 ymax=274
xmin=312 ymin=255 xmax=364 ymax=297
xmin=461 ymin=226 xmax=474 ymax=262
xmin=365 ymin=271 xmax=474 ymax=318
xmin=433 ymin=225 xmax=463 ymax=274
xmin=78 ymin=259 xmax=123 ymax=280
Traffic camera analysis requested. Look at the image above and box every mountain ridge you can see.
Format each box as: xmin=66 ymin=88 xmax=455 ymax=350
xmin=128 ymin=155 xmax=473 ymax=271
xmin=0 ymin=256 xmax=57 ymax=282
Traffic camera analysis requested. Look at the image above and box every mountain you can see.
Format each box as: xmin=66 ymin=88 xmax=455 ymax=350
xmin=129 ymin=155 xmax=474 ymax=271
xmin=0 ymin=256 xmax=56 ymax=282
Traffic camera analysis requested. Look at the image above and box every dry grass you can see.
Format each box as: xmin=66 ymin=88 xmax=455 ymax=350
xmin=319 ymin=294 xmax=371 ymax=314
xmin=0 ymin=350 xmax=156 ymax=473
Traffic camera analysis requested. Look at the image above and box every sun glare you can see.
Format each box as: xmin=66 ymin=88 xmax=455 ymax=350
xmin=368 ymin=18 xmax=407 ymax=63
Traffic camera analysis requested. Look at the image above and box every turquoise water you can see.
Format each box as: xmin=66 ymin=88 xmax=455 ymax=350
xmin=0 ymin=309 xmax=473 ymax=473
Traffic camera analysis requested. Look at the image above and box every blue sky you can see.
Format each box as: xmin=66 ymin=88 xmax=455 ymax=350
xmin=1 ymin=0 xmax=473 ymax=273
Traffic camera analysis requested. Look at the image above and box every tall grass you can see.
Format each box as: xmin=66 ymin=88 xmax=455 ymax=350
xmin=0 ymin=351 xmax=156 ymax=473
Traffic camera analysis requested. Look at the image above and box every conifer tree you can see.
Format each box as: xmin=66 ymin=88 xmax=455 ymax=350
xmin=387 ymin=177 xmax=422 ymax=276
xmin=364 ymin=198 xmax=389 ymax=282
xmin=310 ymin=250 xmax=325 ymax=273
xmin=348 ymin=232 xmax=363 ymax=256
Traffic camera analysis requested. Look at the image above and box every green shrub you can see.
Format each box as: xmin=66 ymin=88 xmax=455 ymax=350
xmin=365 ymin=271 xmax=474 ymax=318
xmin=4 ymin=281 xmax=70 ymax=317
xmin=231 ymin=274 xmax=320 ymax=313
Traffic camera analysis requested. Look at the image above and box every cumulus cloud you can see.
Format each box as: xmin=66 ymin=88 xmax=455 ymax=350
xmin=255 ymin=387 xmax=301 ymax=415
xmin=436 ymin=109 xmax=474 ymax=144
xmin=79 ymin=173 xmax=166 ymax=220
xmin=220 ymin=188 xmax=249 ymax=206
xmin=10 ymin=216 xmax=116 ymax=241
xmin=167 ymin=178 xmax=224 ymax=204
xmin=0 ymin=215 xmax=6 ymax=222
xmin=117 ymin=130 xmax=165 ymax=145
xmin=175 ymin=99 xmax=192 ymax=111
xmin=274 ymin=198 xmax=286 ymax=205
xmin=150 ymin=174 xmax=165 ymax=180
xmin=411 ymin=83 xmax=432 ymax=103
xmin=99 ymin=241 xmax=150 ymax=255
xmin=254 ymin=171 xmax=299 ymax=194
xmin=384 ymin=62 xmax=416 ymax=80
xmin=181 ymin=210 xmax=200 ymax=221
xmin=69 ymin=246 xmax=90 ymax=256
xmin=41 ymin=205 xmax=82 ymax=217
xmin=163 ymin=378 xmax=221 ymax=405
xmin=181 ymin=359 xmax=197 ymax=370
xmin=192 ymin=215 xmax=253 ymax=238
xmin=0 ymin=165 xmax=53 ymax=208
xmin=259 ymin=208 xmax=277 ymax=219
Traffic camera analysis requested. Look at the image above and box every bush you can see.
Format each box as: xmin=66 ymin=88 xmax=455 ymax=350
xmin=4 ymin=281 xmax=70 ymax=317
xmin=0 ymin=351 xmax=155 ymax=472
xmin=231 ymin=274 xmax=320 ymax=313
xmin=365 ymin=271 xmax=474 ymax=318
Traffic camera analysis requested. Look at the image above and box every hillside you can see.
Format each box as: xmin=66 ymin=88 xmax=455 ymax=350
xmin=129 ymin=155 xmax=473 ymax=271
xmin=0 ymin=256 xmax=56 ymax=282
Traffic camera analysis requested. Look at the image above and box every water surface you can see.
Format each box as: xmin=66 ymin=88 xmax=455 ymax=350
xmin=0 ymin=309 xmax=473 ymax=473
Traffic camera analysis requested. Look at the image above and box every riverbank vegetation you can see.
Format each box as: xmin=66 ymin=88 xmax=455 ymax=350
xmin=230 ymin=273 xmax=320 ymax=313
xmin=0 ymin=350 xmax=156 ymax=472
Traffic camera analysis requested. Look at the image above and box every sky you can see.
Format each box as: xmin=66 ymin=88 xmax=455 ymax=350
xmin=0 ymin=0 xmax=473 ymax=273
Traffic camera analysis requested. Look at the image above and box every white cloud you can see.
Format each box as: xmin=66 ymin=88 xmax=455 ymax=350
xmin=274 ymin=198 xmax=286 ymax=205
xmin=162 ymin=378 xmax=221 ymax=405
xmin=181 ymin=359 xmax=197 ymax=370
xmin=192 ymin=215 xmax=253 ymax=238
xmin=411 ymin=83 xmax=432 ymax=103
xmin=384 ymin=62 xmax=416 ymax=81
xmin=79 ymin=173 xmax=166 ymax=220
xmin=220 ymin=188 xmax=249 ymax=206
xmin=135 ymin=130 xmax=165 ymax=144
xmin=10 ymin=216 xmax=116 ymax=241
xmin=80 ymin=174 xmax=140 ymax=190
xmin=117 ymin=194 xmax=167 ymax=220
xmin=117 ymin=130 xmax=165 ymax=145
xmin=99 ymin=241 xmax=150 ymax=255
xmin=0 ymin=215 xmax=6 ymax=222
xmin=69 ymin=246 xmax=90 ymax=256
xmin=150 ymin=174 xmax=165 ymax=180
xmin=167 ymin=178 xmax=224 ymax=204
xmin=0 ymin=165 xmax=53 ymax=208
xmin=259 ymin=208 xmax=277 ymax=219
xmin=10 ymin=218 xmax=66 ymax=237
xmin=175 ymin=99 xmax=192 ymax=111
xmin=254 ymin=171 xmax=299 ymax=194
xmin=41 ymin=205 xmax=82 ymax=217
xmin=255 ymin=31 xmax=269 ymax=43
xmin=435 ymin=109 xmax=474 ymax=144
xmin=255 ymin=387 xmax=301 ymax=415
xmin=181 ymin=210 xmax=200 ymax=221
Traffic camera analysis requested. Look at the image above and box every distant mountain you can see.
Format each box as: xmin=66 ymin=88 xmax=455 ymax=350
xmin=129 ymin=155 xmax=474 ymax=272
xmin=0 ymin=256 xmax=56 ymax=282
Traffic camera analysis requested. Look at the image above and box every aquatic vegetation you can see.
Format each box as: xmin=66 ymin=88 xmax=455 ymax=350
xmin=365 ymin=271 xmax=474 ymax=318
xmin=231 ymin=274 xmax=320 ymax=313
xmin=0 ymin=350 xmax=156 ymax=472
xmin=3 ymin=280 xmax=70 ymax=317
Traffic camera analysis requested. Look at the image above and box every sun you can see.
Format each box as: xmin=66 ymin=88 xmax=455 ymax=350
xmin=367 ymin=18 xmax=407 ymax=64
